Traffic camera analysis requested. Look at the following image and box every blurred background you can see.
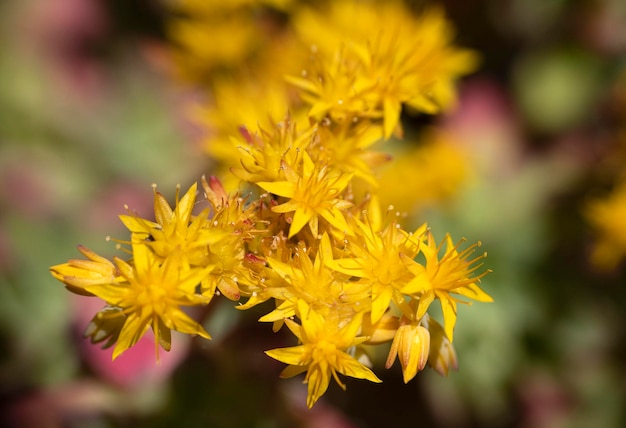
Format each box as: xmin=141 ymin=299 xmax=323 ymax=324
xmin=1 ymin=0 xmax=626 ymax=427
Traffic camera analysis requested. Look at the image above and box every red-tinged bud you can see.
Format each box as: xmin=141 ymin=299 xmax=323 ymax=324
xmin=244 ymin=253 xmax=266 ymax=265
xmin=238 ymin=125 xmax=254 ymax=144
xmin=208 ymin=175 xmax=225 ymax=194
xmin=217 ymin=277 xmax=241 ymax=301
xmin=201 ymin=175 xmax=228 ymax=208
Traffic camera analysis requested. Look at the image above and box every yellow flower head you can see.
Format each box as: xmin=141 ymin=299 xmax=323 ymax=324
xmin=585 ymin=182 xmax=626 ymax=270
xmin=167 ymin=0 xmax=293 ymax=82
xmin=326 ymin=209 xmax=427 ymax=324
xmin=84 ymin=240 xmax=212 ymax=360
xmin=258 ymin=234 xmax=367 ymax=323
xmin=374 ymin=129 xmax=470 ymax=214
xmin=404 ymin=232 xmax=493 ymax=341
xmin=265 ymin=300 xmax=381 ymax=408
xmin=194 ymin=78 xmax=299 ymax=169
xmin=233 ymin=116 xmax=315 ymax=185
xmin=289 ymin=0 xmax=479 ymax=138
xmin=258 ymin=151 xmax=354 ymax=238
xmin=314 ymin=118 xmax=388 ymax=188
xmin=119 ymin=183 xmax=217 ymax=271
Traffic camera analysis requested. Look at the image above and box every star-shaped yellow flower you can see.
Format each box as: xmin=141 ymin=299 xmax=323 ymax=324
xmin=585 ymin=182 xmax=626 ymax=270
xmin=265 ymin=301 xmax=381 ymax=408
xmin=326 ymin=214 xmax=426 ymax=324
xmin=82 ymin=240 xmax=212 ymax=360
xmin=289 ymin=1 xmax=479 ymax=138
xmin=119 ymin=182 xmax=217 ymax=270
xmin=403 ymin=232 xmax=492 ymax=341
xmin=258 ymin=151 xmax=353 ymax=238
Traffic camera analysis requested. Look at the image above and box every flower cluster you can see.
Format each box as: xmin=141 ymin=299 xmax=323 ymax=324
xmin=50 ymin=0 xmax=492 ymax=408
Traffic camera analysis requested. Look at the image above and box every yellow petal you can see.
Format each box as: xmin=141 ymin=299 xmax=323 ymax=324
xmin=371 ymin=286 xmax=394 ymax=324
xmin=266 ymin=258 xmax=298 ymax=283
xmin=166 ymin=307 xmax=211 ymax=340
xmin=259 ymin=300 xmax=295 ymax=322
xmin=427 ymin=318 xmax=458 ymax=376
xmin=306 ymin=366 xmax=331 ymax=408
xmin=319 ymin=207 xmax=351 ymax=234
xmin=285 ymin=74 xmax=321 ymax=95
xmin=118 ymin=215 xmax=156 ymax=235
xmin=415 ymin=291 xmax=435 ymax=320
xmin=280 ymin=364 xmax=308 ymax=379
xmin=337 ymin=352 xmax=382 ymax=383
xmin=155 ymin=318 xmax=172 ymax=352
xmin=82 ymin=283 xmax=129 ymax=306
xmin=405 ymin=93 xmax=439 ymax=114
xmin=153 ymin=192 xmax=174 ymax=226
xmin=289 ymin=207 xmax=314 ymax=238
xmin=399 ymin=325 xmax=430 ymax=383
xmin=436 ymin=291 xmax=458 ymax=342
xmin=456 ymin=282 xmax=494 ymax=303
xmin=383 ymin=97 xmax=401 ymax=139
xmin=175 ymin=182 xmax=199 ymax=225
xmin=257 ymin=181 xmax=296 ymax=198
xmin=308 ymin=101 xmax=334 ymax=121
xmin=216 ymin=277 xmax=241 ymax=301
xmin=265 ymin=346 xmax=307 ymax=366
xmin=271 ymin=200 xmax=299 ymax=214
xmin=326 ymin=258 xmax=367 ymax=277
xmin=112 ymin=312 xmax=150 ymax=360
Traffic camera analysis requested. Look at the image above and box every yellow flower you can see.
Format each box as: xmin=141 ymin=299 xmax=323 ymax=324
xmin=167 ymin=0 xmax=293 ymax=81
xmin=169 ymin=13 xmax=257 ymax=81
xmin=192 ymin=78 xmax=302 ymax=182
xmin=258 ymin=151 xmax=353 ymax=238
xmin=83 ymin=240 xmax=212 ymax=360
xmin=289 ymin=1 xmax=479 ymax=138
xmin=585 ymin=182 xmax=626 ymax=270
xmin=314 ymin=119 xmax=388 ymax=188
xmin=265 ymin=301 xmax=381 ymax=408
xmin=326 ymin=212 xmax=427 ymax=324
xmin=285 ymin=47 xmax=378 ymax=127
xmin=403 ymin=232 xmax=492 ymax=341
xmin=119 ymin=183 xmax=216 ymax=271
xmin=50 ymin=245 xmax=123 ymax=296
xmin=233 ymin=116 xmax=315 ymax=185
xmin=373 ymin=129 xmax=470 ymax=214
xmin=258 ymin=234 xmax=366 ymax=323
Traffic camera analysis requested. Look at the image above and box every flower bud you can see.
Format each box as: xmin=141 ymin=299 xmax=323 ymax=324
xmin=427 ymin=317 xmax=458 ymax=376
xmin=385 ymin=322 xmax=430 ymax=383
